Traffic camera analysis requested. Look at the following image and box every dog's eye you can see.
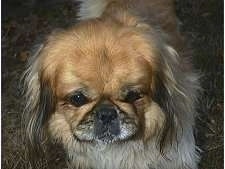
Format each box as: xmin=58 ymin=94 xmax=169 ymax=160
xmin=69 ymin=92 xmax=88 ymax=107
xmin=124 ymin=90 xmax=142 ymax=103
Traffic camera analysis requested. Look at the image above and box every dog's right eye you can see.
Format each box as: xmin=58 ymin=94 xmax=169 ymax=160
xmin=69 ymin=91 xmax=88 ymax=107
xmin=124 ymin=90 xmax=142 ymax=103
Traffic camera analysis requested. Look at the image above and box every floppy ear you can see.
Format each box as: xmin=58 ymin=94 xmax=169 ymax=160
xmin=151 ymin=45 xmax=200 ymax=153
xmin=22 ymin=44 xmax=56 ymax=165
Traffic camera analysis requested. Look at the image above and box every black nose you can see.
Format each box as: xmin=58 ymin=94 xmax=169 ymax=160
xmin=96 ymin=105 xmax=118 ymax=124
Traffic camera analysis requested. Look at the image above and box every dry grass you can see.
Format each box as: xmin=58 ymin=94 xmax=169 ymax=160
xmin=2 ymin=0 xmax=223 ymax=169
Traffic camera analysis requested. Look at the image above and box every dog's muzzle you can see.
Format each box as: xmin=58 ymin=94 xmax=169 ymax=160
xmin=94 ymin=103 xmax=120 ymax=142
xmin=74 ymin=100 xmax=138 ymax=143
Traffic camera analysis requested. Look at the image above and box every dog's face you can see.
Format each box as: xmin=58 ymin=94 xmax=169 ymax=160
xmin=56 ymin=50 xmax=148 ymax=143
xmin=30 ymin=19 xmax=165 ymax=145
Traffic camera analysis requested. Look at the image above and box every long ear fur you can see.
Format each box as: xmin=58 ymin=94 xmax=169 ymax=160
xmin=22 ymin=44 xmax=56 ymax=167
xmin=152 ymin=44 xmax=200 ymax=153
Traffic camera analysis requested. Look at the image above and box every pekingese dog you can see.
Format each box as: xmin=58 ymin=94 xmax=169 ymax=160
xmin=23 ymin=0 xmax=200 ymax=169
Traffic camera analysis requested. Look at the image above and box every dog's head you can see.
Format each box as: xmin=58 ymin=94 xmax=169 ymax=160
xmin=23 ymin=18 xmax=198 ymax=163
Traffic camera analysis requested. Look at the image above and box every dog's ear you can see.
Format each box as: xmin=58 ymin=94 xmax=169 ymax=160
xmin=22 ymin=44 xmax=56 ymax=166
xmin=151 ymin=45 xmax=200 ymax=154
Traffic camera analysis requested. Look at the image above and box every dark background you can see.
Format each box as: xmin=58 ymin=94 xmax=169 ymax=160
xmin=2 ymin=0 xmax=223 ymax=168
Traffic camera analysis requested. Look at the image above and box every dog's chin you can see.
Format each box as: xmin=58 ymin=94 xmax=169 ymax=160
xmin=74 ymin=123 xmax=138 ymax=144
xmin=74 ymin=132 xmax=136 ymax=144
xmin=95 ymin=131 xmax=121 ymax=144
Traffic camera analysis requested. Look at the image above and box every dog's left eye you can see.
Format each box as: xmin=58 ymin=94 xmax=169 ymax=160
xmin=124 ymin=90 xmax=142 ymax=103
xmin=69 ymin=92 xmax=88 ymax=107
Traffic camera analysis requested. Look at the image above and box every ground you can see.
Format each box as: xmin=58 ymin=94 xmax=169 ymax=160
xmin=2 ymin=0 xmax=223 ymax=169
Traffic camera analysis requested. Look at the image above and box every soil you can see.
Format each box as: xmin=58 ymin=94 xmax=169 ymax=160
xmin=2 ymin=0 xmax=223 ymax=169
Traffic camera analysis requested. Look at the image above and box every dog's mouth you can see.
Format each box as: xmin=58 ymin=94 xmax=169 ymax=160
xmin=73 ymin=110 xmax=138 ymax=144
xmin=93 ymin=117 xmax=121 ymax=143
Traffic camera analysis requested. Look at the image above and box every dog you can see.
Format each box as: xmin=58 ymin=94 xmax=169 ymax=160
xmin=23 ymin=0 xmax=200 ymax=168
